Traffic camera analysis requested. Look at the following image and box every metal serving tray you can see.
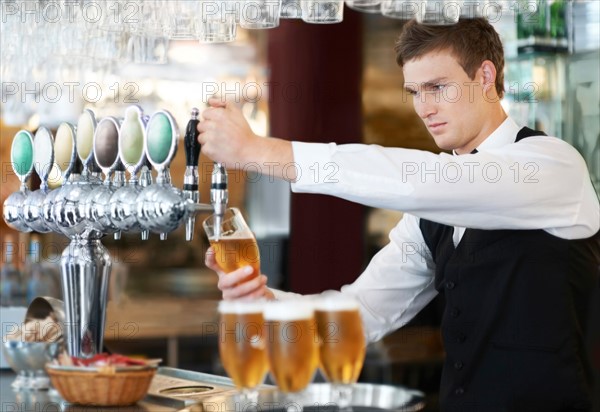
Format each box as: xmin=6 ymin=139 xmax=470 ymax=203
xmin=179 ymin=383 xmax=426 ymax=412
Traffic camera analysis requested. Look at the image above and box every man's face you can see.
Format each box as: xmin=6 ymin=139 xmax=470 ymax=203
xmin=403 ymin=50 xmax=488 ymax=153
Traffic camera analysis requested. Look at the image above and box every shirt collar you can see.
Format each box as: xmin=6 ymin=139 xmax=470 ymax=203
xmin=453 ymin=117 xmax=521 ymax=155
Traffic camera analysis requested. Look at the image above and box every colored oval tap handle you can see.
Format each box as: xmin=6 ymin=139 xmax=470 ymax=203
xmin=11 ymin=130 xmax=34 ymax=182
xmin=145 ymin=110 xmax=179 ymax=172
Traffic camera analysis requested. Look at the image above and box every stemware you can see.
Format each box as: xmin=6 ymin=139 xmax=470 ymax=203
xmin=218 ymin=300 xmax=269 ymax=404
xmin=314 ymin=295 xmax=366 ymax=411
xmin=263 ymin=300 xmax=320 ymax=411
xmin=203 ymin=208 xmax=261 ymax=280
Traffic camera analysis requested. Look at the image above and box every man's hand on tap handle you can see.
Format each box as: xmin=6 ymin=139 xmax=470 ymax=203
xmin=197 ymin=97 xmax=297 ymax=182
xmin=205 ymin=247 xmax=275 ymax=301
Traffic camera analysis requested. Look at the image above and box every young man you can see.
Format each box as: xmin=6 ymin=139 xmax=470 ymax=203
xmin=198 ymin=18 xmax=600 ymax=411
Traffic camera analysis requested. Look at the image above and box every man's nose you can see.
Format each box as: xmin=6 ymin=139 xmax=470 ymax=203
xmin=414 ymin=94 xmax=438 ymax=119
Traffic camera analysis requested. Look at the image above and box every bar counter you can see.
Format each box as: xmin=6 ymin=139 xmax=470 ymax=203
xmin=1 ymin=370 xmax=174 ymax=412
xmin=1 ymin=368 xmax=427 ymax=412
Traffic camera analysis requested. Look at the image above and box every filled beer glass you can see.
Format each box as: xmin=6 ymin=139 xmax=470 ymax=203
xmin=314 ymin=295 xmax=366 ymax=411
xmin=218 ymin=300 xmax=269 ymax=402
xmin=263 ymin=300 xmax=319 ymax=410
xmin=203 ymin=208 xmax=260 ymax=279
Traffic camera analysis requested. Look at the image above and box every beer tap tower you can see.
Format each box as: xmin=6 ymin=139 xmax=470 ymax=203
xmin=3 ymin=106 xmax=226 ymax=358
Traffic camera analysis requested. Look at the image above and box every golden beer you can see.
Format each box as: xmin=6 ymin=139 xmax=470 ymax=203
xmin=264 ymin=301 xmax=319 ymax=393
xmin=210 ymin=236 xmax=260 ymax=279
xmin=218 ymin=302 xmax=269 ymax=390
xmin=315 ymin=308 xmax=366 ymax=384
xmin=204 ymin=208 xmax=261 ymax=279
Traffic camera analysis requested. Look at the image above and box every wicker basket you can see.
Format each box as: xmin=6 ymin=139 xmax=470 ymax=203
xmin=47 ymin=367 xmax=156 ymax=406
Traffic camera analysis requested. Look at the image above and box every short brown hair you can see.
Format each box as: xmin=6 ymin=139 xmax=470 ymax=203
xmin=395 ymin=18 xmax=505 ymax=99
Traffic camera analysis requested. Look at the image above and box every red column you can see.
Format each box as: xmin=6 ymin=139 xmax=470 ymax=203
xmin=267 ymin=9 xmax=365 ymax=294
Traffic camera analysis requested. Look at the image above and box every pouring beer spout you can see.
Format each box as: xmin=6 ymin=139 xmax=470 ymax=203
xmin=210 ymin=163 xmax=228 ymax=241
xmin=183 ymin=108 xmax=201 ymax=241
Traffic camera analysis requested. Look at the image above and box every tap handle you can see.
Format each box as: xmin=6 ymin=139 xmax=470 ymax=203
xmin=76 ymin=109 xmax=97 ymax=170
xmin=145 ymin=110 xmax=179 ymax=178
xmin=55 ymin=122 xmax=78 ymax=182
xmin=94 ymin=117 xmax=122 ymax=181
xmin=184 ymin=108 xmax=201 ymax=169
xmin=10 ymin=130 xmax=34 ymax=188
xmin=33 ymin=127 xmax=54 ymax=190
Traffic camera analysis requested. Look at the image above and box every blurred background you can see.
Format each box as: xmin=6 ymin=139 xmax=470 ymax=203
xmin=1 ymin=1 xmax=599 ymax=410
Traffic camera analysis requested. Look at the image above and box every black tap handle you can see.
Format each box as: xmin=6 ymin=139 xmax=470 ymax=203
xmin=184 ymin=108 xmax=201 ymax=167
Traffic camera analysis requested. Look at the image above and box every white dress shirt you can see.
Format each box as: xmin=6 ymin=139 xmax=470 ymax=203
xmin=272 ymin=117 xmax=600 ymax=342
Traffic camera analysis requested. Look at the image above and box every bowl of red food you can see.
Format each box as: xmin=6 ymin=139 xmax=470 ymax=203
xmin=46 ymin=353 xmax=159 ymax=406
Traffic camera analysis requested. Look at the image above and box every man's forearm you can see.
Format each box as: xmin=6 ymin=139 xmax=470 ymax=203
xmin=248 ymin=137 xmax=297 ymax=182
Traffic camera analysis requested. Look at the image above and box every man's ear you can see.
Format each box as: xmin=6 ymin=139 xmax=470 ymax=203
xmin=480 ymin=60 xmax=497 ymax=92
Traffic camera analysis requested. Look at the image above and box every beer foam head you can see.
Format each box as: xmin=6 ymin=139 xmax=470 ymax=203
xmin=208 ymin=231 xmax=254 ymax=241
xmin=218 ymin=299 xmax=266 ymax=314
xmin=313 ymin=294 xmax=360 ymax=312
xmin=263 ymin=300 xmax=314 ymax=321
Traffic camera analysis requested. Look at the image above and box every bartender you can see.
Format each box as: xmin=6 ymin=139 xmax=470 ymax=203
xmin=198 ymin=17 xmax=600 ymax=412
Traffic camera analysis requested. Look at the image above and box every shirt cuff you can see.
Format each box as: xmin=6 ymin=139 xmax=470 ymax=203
xmin=290 ymin=141 xmax=335 ymax=192
xmin=271 ymin=288 xmax=303 ymax=301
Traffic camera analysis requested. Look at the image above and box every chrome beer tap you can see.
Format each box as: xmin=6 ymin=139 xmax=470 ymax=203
xmin=22 ymin=128 xmax=54 ymax=233
xmin=183 ymin=108 xmax=201 ymax=241
xmin=210 ymin=163 xmax=229 ymax=240
xmin=3 ymin=130 xmax=34 ymax=232
xmin=40 ymin=120 xmax=112 ymax=358
xmin=109 ymin=106 xmax=151 ymax=238
xmin=83 ymin=117 xmax=124 ymax=239
xmin=57 ymin=116 xmax=112 ymax=359
xmin=41 ymin=130 xmax=61 ymax=234
xmin=76 ymin=109 xmax=103 ymax=185
xmin=76 ymin=110 xmax=104 ymax=240
xmin=136 ymin=109 xmax=214 ymax=240
xmin=3 ymin=106 xmax=227 ymax=360
xmin=52 ymin=122 xmax=93 ymax=240
xmin=136 ymin=110 xmax=181 ymax=240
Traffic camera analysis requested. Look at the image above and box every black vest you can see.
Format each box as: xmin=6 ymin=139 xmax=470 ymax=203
xmin=419 ymin=128 xmax=600 ymax=412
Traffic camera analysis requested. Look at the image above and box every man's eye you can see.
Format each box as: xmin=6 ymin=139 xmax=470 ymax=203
xmin=422 ymin=84 xmax=446 ymax=93
xmin=406 ymin=89 xmax=418 ymax=96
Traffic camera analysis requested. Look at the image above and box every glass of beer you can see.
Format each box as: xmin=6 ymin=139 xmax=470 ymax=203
xmin=263 ymin=300 xmax=320 ymax=410
xmin=314 ymin=295 xmax=366 ymax=411
xmin=218 ymin=300 xmax=269 ymax=403
xmin=203 ymin=208 xmax=260 ymax=279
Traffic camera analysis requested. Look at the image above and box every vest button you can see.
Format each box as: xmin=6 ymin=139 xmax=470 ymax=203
xmin=450 ymin=308 xmax=460 ymax=318
xmin=455 ymin=333 xmax=466 ymax=343
xmin=445 ymin=281 xmax=455 ymax=290
xmin=454 ymin=361 xmax=463 ymax=370
xmin=455 ymin=387 xmax=465 ymax=396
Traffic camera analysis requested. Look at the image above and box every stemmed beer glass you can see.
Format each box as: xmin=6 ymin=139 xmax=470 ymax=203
xmin=218 ymin=300 xmax=269 ymax=403
xmin=263 ymin=300 xmax=320 ymax=411
xmin=314 ymin=295 xmax=366 ymax=411
xmin=203 ymin=208 xmax=261 ymax=280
